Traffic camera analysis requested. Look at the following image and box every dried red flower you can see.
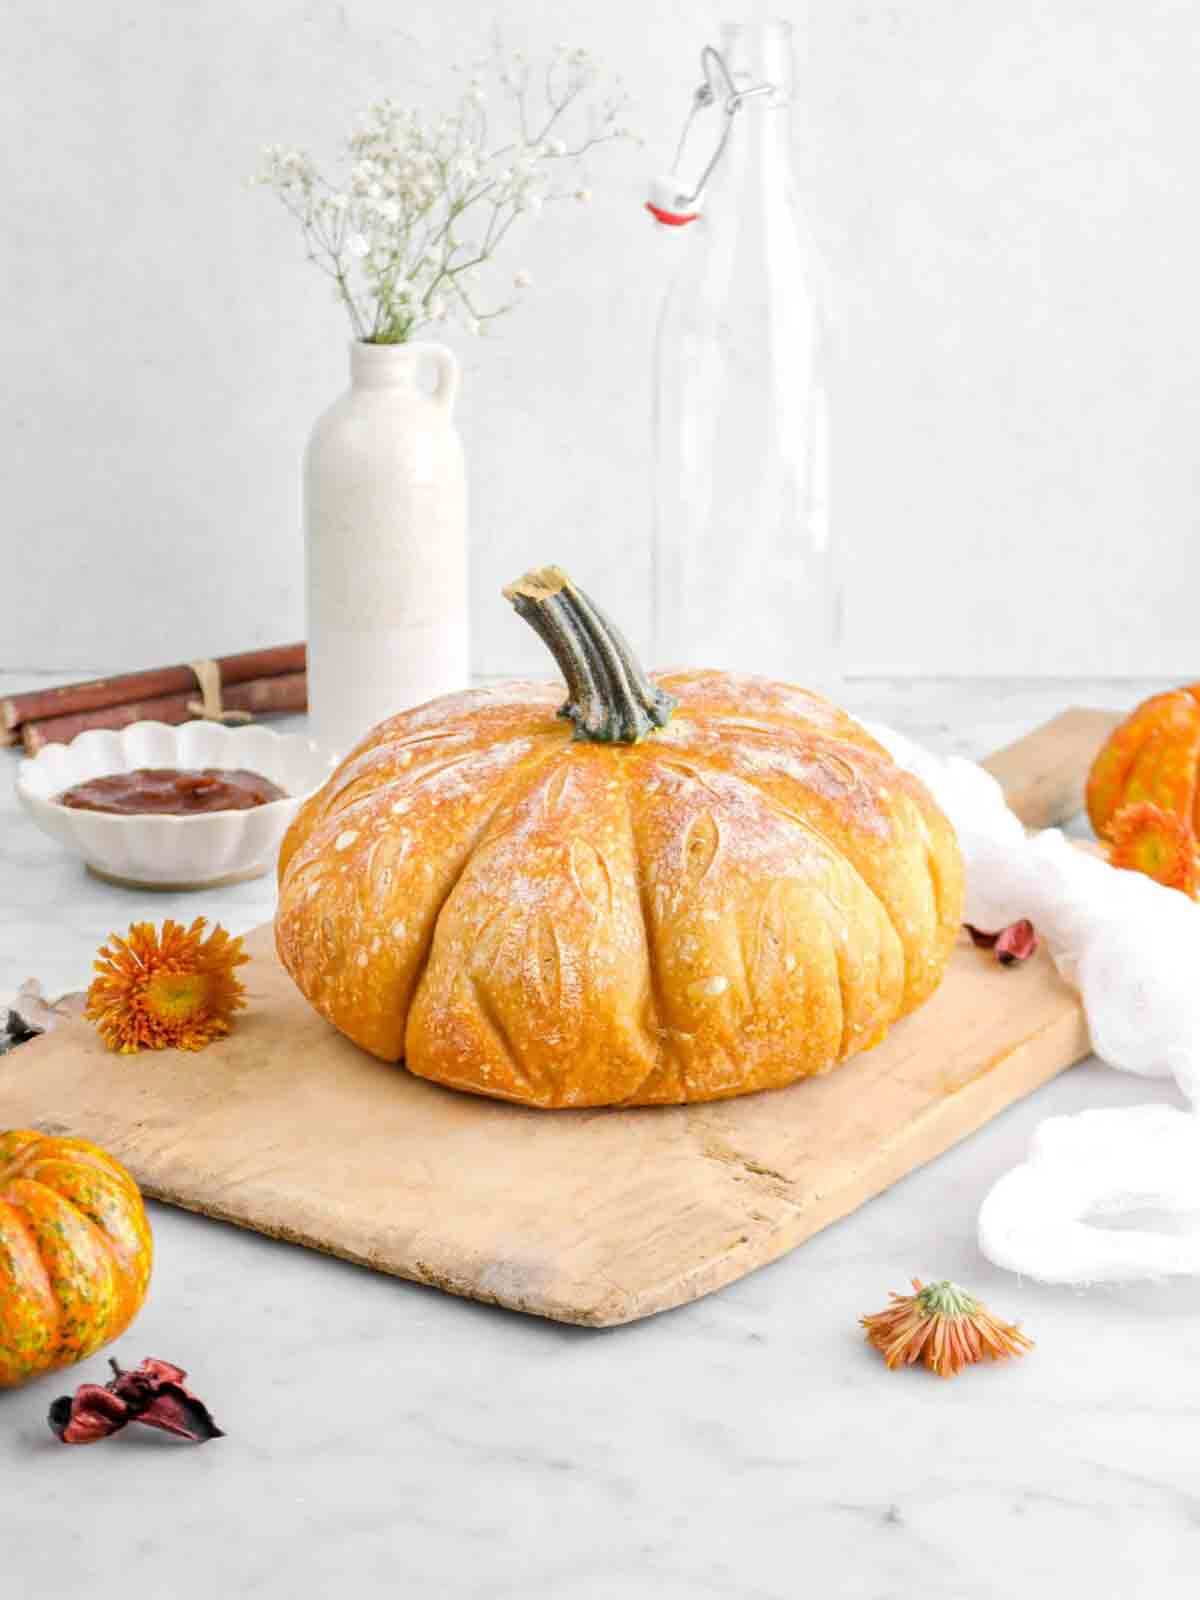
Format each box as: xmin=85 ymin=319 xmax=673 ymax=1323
xmin=965 ymin=919 xmax=1039 ymax=965
xmin=861 ymin=1277 xmax=1034 ymax=1379
xmin=49 ymin=1358 xmax=224 ymax=1445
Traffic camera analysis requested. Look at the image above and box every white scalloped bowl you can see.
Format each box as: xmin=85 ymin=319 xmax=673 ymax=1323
xmin=16 ymin=721 xmax=333 ymax=889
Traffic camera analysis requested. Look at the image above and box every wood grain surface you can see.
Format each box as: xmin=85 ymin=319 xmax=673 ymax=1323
xmin=0 ymin=712 xmax=1112 ymax=1326
xmin=981 ymin=706 xmax=1119 ymax=830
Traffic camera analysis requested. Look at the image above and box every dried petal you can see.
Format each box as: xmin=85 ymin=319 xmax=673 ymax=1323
xmin=109 ymin=1357 xmax=225 ymax=1440
xmin=995 ymin=919 xmax=1038 ymax=964
xmin=135 ymin=1386 xmax=224 ymax=1442
xmin=123 ymin=1357 xmax=187 ymax=1387
xmin=965 ymin=920 xmax=1039 ymax=965
xmin=0 ymin=981 xmax=88 ymax=1055
xmin=48 ymin=1384 xmax=131 ymax=1444
xmin=0 ymin=1008 xmax=42 ymax=1055
xmin=16 ymin=978 xmax=88 ymax=1031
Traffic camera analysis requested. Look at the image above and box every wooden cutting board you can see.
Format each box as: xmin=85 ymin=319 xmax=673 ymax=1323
xmin=0 ymin=709 xmax=1116 ymax=1327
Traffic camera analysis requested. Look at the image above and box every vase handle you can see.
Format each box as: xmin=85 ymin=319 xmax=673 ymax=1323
xmin=426 ymin=344 xmax=460 ymax=415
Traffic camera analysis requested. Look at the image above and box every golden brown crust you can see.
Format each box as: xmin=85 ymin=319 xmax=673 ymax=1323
xmin=276 ymin=674 xmax=965 ymax=1107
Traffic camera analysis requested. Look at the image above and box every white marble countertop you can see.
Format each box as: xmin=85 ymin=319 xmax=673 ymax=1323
xmin=3 ymin=676 xmax=1199 ymax=1600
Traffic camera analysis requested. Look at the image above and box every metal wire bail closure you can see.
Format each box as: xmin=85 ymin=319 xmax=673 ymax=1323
xmin=645 ymin=44 xmax=775 ymax=227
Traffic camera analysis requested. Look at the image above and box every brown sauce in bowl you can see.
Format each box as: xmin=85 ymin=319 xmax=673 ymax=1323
xmin=56 ymin=768 xmax=287 ymax=816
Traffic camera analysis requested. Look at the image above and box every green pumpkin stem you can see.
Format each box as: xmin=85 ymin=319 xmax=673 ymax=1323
xmin=503 ymin=567 xmax=676 ymax=744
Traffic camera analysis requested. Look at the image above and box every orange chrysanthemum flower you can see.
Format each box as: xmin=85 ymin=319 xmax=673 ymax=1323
xmin=84 ymin=918 xmax=249 ymax=1054
xmin=1107 ymin=801 xmax=1198 ymax=897
xmin=861 ymin=1278 xmax=1033 ymax=1379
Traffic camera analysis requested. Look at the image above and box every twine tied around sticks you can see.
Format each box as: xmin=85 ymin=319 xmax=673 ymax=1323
xmin=186 ymin=659 xmax=253 ymax=726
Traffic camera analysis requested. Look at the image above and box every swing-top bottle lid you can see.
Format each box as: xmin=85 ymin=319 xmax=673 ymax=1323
xmin=645 ymin=40 xmax=780 ymax=228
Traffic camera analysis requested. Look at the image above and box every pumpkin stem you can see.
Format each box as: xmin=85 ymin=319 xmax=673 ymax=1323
xmin=503 ymin=567 xmax=677 ymax=744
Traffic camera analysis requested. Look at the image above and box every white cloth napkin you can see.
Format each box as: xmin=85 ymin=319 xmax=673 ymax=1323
xmin=864 ymin=721 xmax=1200 ymax=1285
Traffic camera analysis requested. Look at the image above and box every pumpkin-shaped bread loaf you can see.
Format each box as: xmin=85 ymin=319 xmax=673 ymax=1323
xmin=276 ymin=568 xmax=964 ymax=1108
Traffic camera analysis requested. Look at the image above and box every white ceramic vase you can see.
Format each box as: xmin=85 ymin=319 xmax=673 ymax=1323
xmin=304 ymin=339 xmax=468 ymax=759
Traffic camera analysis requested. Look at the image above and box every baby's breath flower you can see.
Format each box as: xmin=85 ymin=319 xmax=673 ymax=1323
xmin=256 ymin=43 xmax=636 ymax=344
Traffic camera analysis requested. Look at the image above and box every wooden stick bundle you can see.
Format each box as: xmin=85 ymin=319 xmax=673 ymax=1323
xmin=4 ymin=645 xmax=308 ymax=753
xmin=20 ymin=672 xmax=308 ymax=754
xmin=5 ymin=640 xmax=305 ymax=739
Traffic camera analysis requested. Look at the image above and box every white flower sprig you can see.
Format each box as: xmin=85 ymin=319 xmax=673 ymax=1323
xmin=254 ymin=44 xmax=637 ymax=344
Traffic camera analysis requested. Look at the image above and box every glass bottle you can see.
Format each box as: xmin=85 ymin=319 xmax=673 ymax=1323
xmin=652 ymin=20 xmax=838 ymax=693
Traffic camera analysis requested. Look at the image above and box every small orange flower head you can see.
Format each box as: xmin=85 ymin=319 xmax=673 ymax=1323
xmin=1107 ymin=802 xmax=1197 ymax=897
xmin=860 ymin=1277 xmax=1033 ymax=1379
xmin=84 ymin=918 xmax=249 ymax=1054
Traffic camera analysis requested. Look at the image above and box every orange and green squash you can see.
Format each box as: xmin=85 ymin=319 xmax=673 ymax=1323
xmin=0 ymin=1130 xmax=153 ymax=1388
xmin=1087 ymin=685 xmax=1200 ymax=841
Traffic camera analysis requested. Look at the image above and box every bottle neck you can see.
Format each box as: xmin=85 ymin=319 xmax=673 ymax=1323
xmin=703 ymin=22 xmax=795 ymax=201
xmin=718 ymin=19 xmax=795 ymax=101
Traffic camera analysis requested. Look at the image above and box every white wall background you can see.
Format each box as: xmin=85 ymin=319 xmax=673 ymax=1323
xmin=3 ymin=0 xmax=1199 ymax=681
